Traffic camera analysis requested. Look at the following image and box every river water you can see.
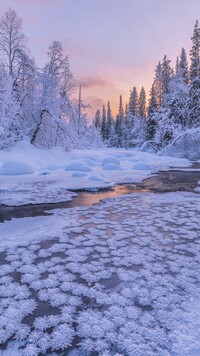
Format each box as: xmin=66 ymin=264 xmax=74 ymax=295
xmin=0 ymin=168 xmax=200 ymax=222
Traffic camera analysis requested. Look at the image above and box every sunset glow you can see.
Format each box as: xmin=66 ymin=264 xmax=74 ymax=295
xmin=0 ymin=0 xmax=200 ymax=117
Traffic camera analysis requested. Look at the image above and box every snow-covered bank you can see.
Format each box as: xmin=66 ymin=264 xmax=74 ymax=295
xmin=0 ymin=140 xmax=192 ymax=206
xmin=0 ymin=191 xmax=200 ymax=355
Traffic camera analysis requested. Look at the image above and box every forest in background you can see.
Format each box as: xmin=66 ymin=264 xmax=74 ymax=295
xmin=0 ymin=8 xmax=199 ymax=157
xmin=94 ymin=20 xmax=200 ymax=156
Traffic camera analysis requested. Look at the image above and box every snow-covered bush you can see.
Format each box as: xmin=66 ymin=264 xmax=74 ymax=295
xmin=160 ymin=127 xmax=200 ymax=159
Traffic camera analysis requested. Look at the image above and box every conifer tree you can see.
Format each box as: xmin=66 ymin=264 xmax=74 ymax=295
xmin=190 ymin=20 xmax=200 ymax=82
xmin=115 ymin=95 xmax=124 ymax=147
xmin=188 ymin=20 xmax=200 ymax=127
xmin=118 ymin=95 xmax=124 ymax=118
xmin=138 ymin=87 xmax=146 ymax=119
xmin=128 ymin=87 xmax=138 ymax=116
xmin=161 ymin=55 xmax=172 ymax=97
xmin=179 ymin=48 xmax=189 ymax=83
xmin=106 ymin=101 xmax=112 ymax=141
xmin=175 ymin=56 xmax=180 ymax=76
xmin=101 ymin=105 xmax=107 ymax=140
xmin=147 ymin=83 xmax=158 ymax=140
xmin=153 ymin=62 xmax=162 ymax=108
xmin=94 ymin=109 xmax=101 ymax=129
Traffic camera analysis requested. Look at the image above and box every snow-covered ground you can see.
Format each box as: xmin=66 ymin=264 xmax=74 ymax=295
xmin=0 ymin=191 xmax=200 ymax=355
xmin=0 ymin=140 xmax=192 ymax=206
xmin=1 ymin=142 xmax=200 ymax=355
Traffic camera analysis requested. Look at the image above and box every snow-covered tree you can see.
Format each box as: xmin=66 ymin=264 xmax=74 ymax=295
xmin=0 ymin=75 xmax=22 ymax=148
xmin=179 ymin=48 xmax=189 ymax=84
xmin=188 ymin=20 xmax=200 ymax=127
xmin=128 ymin=87 xmax=138 ymax=116
xmin=154 ymin=62 xmax=162 ymax=108
xmin=117 ymin=95 xmax=126 ymax=146
xmin=190 ymin=20 xmax=200 ymax=82
xmin=154 ymin=74 xmax=189 ymax=147
xmin=188 ymin=77 xmax=200 ymax=127
xmin=94 ymin=109 xmax=101 ymax=129
xmin=0 ymin=8 xmax=32 ymax=147
xmin=138 ymin=87 xmax=146 ymax=119
xmin=131 ymin=116 xmax=147 ymax=147
xmin=106 ymin=101 xmax=113 ymax=142
xmin=101 ymin=105 xmax=107 ymax=141
xmin=161 ymin=55 xmax=173 ymax=97
xmin=146 ymin=83 xmax=158 ymax=140
xmin=31 ymin=41 xmax=75 ymax=146
xmin=0 ymin=8 xmax=27 ymax=78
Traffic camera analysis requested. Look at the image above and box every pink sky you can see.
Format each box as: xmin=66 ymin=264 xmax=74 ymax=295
xmin=0 ymin=0 xmax=200 ymax=118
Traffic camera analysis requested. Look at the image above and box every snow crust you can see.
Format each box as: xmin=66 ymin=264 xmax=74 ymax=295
xmin=0 ymin=191 xmax=200 ymax=355
xmin=0 ymin=140 xmax=191 ymax=206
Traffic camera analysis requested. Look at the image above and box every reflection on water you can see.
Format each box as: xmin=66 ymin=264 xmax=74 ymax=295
xmin=0 ymin=185 xmax=150 ymax=222
xmin=1 ymin=167 xmax=200 ymax=222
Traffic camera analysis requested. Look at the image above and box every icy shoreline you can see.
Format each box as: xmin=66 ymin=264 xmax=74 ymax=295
xmin=0 ymin=141 xmax=192 ymax=206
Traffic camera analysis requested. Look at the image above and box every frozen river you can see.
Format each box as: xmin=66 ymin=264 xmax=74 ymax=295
xmin=0 ymin=167 xmax=200 ymax=355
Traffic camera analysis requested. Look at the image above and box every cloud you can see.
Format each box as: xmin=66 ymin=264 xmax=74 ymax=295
xmin=79 ymin=76 xmax=114 ymax=89
xmin=85 ymin=96 xmax=104 ymax=107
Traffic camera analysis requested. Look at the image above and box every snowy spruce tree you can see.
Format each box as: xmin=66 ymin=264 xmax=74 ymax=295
xmin=100 ymin=105 xmax=107 ymax=141
xmin=188 ymin=20 xmax=200 ymax=127
xmin=94 ymin=109 xmax=101 ymax=130
xmin=106 ymin=101 xmax=114 ymax=145
xmin=128 ymin=87 xmax=138 ymax=116
xmin=154 ymin=62 xmax=162 ymax=108
xmin=138 ymin=87 xmax=146 ymax=119
xmin=179 ymin=48 xmax=189 ymax=84
xmin=146 ymin=83 xmax=158 ymax=141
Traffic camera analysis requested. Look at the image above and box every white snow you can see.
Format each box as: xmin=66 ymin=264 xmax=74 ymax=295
xmin=0 ymin=160 xmax=34 ymax=175
xmin=132 ymin=162 xmax=151 ymax=170
xmin=103 ymin=163 xmax=120 ymax=170
xmin=0 ymin=139 xmax=192 ymax=206
xmin=65 ymin=162 xmax=92 ymax=172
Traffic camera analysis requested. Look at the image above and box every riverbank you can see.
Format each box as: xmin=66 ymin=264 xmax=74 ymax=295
xmin=1 ymin=166 xmax=200 ymax=222
xmin=0 ymin=140 xmax=192 ymax=206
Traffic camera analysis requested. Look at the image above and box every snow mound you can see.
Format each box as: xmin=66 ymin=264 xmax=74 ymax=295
xmin=72 ymin=172 xmax=87 ymax=177
xmin=103 ymin=163 xmax=120 ymax=170
xmin=89 ymin=174 xmax=103 ymax=181
xmin=132 ymin=162 xmax=151 ymax=170
xmin=83 ymin=159 xmax=96 ymax=166
xmin=102 ymin=157 xmax=120 ymax=166
xmin=65 ymin=162 xmax=92 ymax=172
xmin=0 ymin=161 xmax=34 ymax=175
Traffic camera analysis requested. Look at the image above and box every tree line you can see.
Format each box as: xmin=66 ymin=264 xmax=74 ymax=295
xmin=94 ymin=20 xmax=200 ymax=151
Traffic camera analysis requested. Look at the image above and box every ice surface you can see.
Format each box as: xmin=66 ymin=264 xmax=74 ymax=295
xmin=0 ymin=191 xmax=200 ymax=355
